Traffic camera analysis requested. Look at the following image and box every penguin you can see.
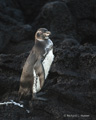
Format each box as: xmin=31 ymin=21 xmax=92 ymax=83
xmin=19 ymin=28 xmax=54 ymax=101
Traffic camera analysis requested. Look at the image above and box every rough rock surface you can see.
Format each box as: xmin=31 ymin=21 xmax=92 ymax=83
xmin=0 ymin=0 xmax=96 ymax=120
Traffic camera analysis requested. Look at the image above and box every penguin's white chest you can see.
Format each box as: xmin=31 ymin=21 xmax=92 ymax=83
xmin=42 ymin=49 xmax=54 ymax=79
xmin=33 ymin=50 xmax=54 ymax=93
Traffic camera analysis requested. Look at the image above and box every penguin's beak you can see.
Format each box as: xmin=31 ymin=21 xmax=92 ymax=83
xmin=46 ymin=31 xmax=51 ymax=36
xmin=44 ymin=31 xmax=51 ymax=39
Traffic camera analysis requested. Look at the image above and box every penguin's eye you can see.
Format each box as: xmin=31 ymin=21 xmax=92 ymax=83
xmin=37 ymin=31 xmax=42 ymax=37
xmin=37 ymin=33 xmax=40 ymax=37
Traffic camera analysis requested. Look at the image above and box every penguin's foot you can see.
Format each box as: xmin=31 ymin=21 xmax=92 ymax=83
xmin=34 ymin=96 xmax=47 ymax=101
xmin=33 ymin=93 xmax=47 ymax=101
xmin=33 ymin=96 xmax=48 ymax=101
xmin=19 ymin=100 xmax=32 ymax=113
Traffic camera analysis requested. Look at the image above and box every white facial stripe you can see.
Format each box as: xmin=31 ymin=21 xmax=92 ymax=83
xmin=37 ymin=38 xmax=44 ymax=41
xmin=37 ymin=31 xmax=42 ymax=33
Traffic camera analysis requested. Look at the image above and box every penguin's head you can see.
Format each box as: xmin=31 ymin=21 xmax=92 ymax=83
xmin=35 ymin=28 xmax=51 ymax=41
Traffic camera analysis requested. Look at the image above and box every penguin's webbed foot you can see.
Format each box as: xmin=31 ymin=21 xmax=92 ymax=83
xmin=19 ymin=100 xmax=32 ymax=113
xmin=35 ymin=97 xmax=47 ymax=101
xmin=33 ymin=96 xmax=48 ymax=101
xmin=33 ymin=93 xmax=48 ymax=101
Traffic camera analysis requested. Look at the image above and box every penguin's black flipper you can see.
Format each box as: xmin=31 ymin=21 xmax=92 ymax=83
xmin=19 ymin=49 xmax=38 ymax=101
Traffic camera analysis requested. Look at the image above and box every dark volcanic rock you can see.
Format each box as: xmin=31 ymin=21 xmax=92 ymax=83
xmin=4 ymin=7 xmax=24 ymax=22
xmin=0 ymin=0 xmax=24 ymax=52
xmin=0 ymin=21 xmax=34 ymax=53
xmin=67 ymin=0 xmax=96 ymax=43
xmin=9 ymin=24 xmax=33 ymax=42
xmin=77 ymin=20 xmax=96 ymax=44
xmin=67 ymin=0 xmax=96 ymax=20
xmin=14 ymin=0 xmax=47 ymax=23
xmin=32 ymin=1 xmax=77 ymax=40
xmin=0 ymin=42 xmax=96 ymax=119
xmin=0 ymin=0 xmax=96 ymax=120
xmin=0 ymin=53 xmax=29 ymax=95
xmin=0 ymin=30 xmax=11 ymax=52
